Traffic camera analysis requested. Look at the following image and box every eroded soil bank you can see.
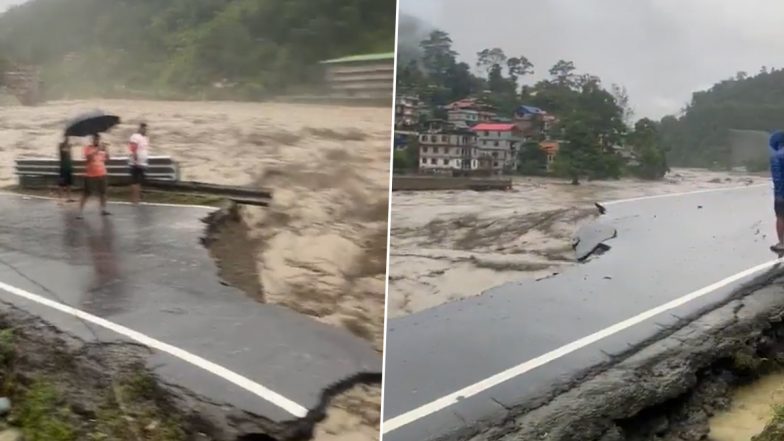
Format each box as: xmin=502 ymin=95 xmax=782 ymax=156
xmin=464 ymin=273 xmax=784 ymax=441
xmin=201 ymin=205 xmax=381 ymax=441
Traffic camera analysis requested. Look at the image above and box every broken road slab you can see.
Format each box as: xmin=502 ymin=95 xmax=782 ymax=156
xmin=0 ymin=193 xmax=381 ymax=426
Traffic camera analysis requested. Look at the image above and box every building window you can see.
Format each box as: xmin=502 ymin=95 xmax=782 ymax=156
xmin=494 ymin=141 xmax=499 ymax=147
xmin=484 ymin=131 xmax=489 ymax=136
xmin=441 ymin=135 xmax=448 ymax=142
xmin=420 ymin=136 xmax=426 ymax=142
xmin=431 ymin=136 xmax=437 ymax=142
xmin=492 ymin=152 xmax=498 ymax=158
xmin=421 ymin=158 xmax=426 ymax=164
xmin=431 ymin=158 xmax=437 ymax=164
xmin=494 ymin=162 xmax=499 ymax=167
xmin=442 ymin=159 xmax=448 ymax=165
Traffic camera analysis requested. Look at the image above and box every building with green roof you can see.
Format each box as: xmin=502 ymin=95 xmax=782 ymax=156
xmin=319 ymin=52 xmax=394 ymax=100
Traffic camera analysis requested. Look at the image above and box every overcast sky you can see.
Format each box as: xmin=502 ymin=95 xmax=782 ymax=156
xmin=0 ymin=0 xmax=26 ymax=12
xmin=400 ymin=0 xmax=784 ymax=119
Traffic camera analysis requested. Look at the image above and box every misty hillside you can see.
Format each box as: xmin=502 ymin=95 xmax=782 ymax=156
xmin=0 ymin=0 xmax=395 ymax=99
xmin=660 ymin=68 xmax=784 ymax=168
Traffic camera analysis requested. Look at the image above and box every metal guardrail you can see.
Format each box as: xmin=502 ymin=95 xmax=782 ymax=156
xmin=15 ymin=156 xmax=180 ymax=182
xmin=14 ymin=156 xmax=272 ymax=206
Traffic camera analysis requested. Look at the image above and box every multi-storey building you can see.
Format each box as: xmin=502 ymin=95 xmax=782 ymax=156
xmin=445 ymin=98 xmax=497 ymax=128
xmin=395 ymin=95 xmax=421 ymax=128
xmin=471 ymin=123 xmax=524 ymax=174
xmin=418 ymin=123 xmax=479 ymax=173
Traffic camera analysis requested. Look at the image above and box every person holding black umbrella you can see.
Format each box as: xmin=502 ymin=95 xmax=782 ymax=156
xmin=78 ymin=133 xmax=110 ymax=219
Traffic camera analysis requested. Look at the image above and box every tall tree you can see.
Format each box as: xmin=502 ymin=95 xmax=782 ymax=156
xmin=629 ymin=118 xmax=668 ymax=179
xmin=610 ymin=84 xmax=634 ymax=127
xmin=549 ymin=60 xmax=577 ymax=88
xmin=476 ymin=48 xmax=507 ymax=77
xmin=420 ymin=30 xmax=457 ymax=77
xmin=506 ymin=55 xmax=534 ymax=83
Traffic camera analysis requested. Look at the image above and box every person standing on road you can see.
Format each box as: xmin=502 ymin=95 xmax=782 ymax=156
xmin=78 ymin=133 xmax=110 ymax=219
xmin=57 ymin=135 xmax=74 ymax=203
xmin=128 ymin=123 xmax=149 ymax=205
xmin=770 ymin=130 xmax=784 ymax=252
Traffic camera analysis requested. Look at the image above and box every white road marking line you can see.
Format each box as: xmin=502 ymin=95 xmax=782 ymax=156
xmin=0 ymin=280 xmax=309 ymax=418
xmin=382 ymin=258 xmax=782 ymax=433
xmin=602 ymin=183 xmax=767 ymax=206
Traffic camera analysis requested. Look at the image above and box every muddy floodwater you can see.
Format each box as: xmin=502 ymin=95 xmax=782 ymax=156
xmin=709 ymin=372 xmax=784 ymax=441
xmin=0 ymin=99 xmax=390 ymax=441
xmin=388 ymin=169 xmax=768 ymax=318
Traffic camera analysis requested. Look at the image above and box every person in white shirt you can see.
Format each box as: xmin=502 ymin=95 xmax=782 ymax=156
xmin=128 ymin=123 xmax=150 ymax=204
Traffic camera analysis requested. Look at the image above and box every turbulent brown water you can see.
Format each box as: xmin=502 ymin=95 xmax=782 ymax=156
xmin=709 ymin=372 xmax=784 ymax=441
xmin=388 ymin=170 xmax=767 ymax=318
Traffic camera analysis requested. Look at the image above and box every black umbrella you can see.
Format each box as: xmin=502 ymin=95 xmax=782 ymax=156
xmin=65 ymin=110 xmax=121 ymax=137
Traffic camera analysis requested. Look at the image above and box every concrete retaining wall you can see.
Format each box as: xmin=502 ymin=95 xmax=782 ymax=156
xmin=392 ymin=175 xmax=513 ymax=192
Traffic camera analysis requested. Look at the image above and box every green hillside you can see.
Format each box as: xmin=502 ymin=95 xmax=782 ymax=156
xmin=0 ymin=0 xmax=396 ymax=100
xmin=660 ymin=68 xmax=784 ymax=168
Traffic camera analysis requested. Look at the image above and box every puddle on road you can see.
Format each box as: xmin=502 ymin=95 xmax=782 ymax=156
xmin=709 ymin=371 xmax=784 ymax=441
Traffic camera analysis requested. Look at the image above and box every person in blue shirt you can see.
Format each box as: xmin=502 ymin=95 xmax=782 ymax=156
xmin=770 ymin=130 xmax=784 ymax=252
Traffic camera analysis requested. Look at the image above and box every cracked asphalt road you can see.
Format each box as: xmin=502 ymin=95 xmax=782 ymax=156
xmin=0 ymin=193 xmax=381 ymax=430
xmin=382 ymin=184 xmax=778 ymax=441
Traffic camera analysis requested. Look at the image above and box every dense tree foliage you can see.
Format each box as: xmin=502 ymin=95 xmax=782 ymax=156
xmin=0 ymin=0 xmax=396 ymax=99
xmin=398 ymin=29 xmax=670 ymax=181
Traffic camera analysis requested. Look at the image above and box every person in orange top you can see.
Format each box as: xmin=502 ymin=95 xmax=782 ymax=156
xmin=78 ymin=133 xmax=111 ymax=219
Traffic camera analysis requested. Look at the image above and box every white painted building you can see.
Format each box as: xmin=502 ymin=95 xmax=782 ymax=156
xmin=471 ymin=123 xmax=524 ymax=173
xmin=418 ymin=127 xmax=479 ymax=173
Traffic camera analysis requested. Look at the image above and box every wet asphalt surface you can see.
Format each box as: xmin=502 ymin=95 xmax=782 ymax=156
xmin=0 ymin=193 xmax=381 ymax=423
xmin=382 ymin=184 xmax=777 ymax=441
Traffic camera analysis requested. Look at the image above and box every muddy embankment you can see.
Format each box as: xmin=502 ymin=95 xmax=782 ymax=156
xmin=202 ymin=203 xmax=382 ymax=441
xmin=0 ymin=303 xmax=286 ymax=441
xmin=463 ymin=269 xmax=784 ymax=441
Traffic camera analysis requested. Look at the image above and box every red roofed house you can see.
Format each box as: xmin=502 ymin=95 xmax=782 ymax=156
xmin=471 ymin=123 xmax=524 ymax=174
